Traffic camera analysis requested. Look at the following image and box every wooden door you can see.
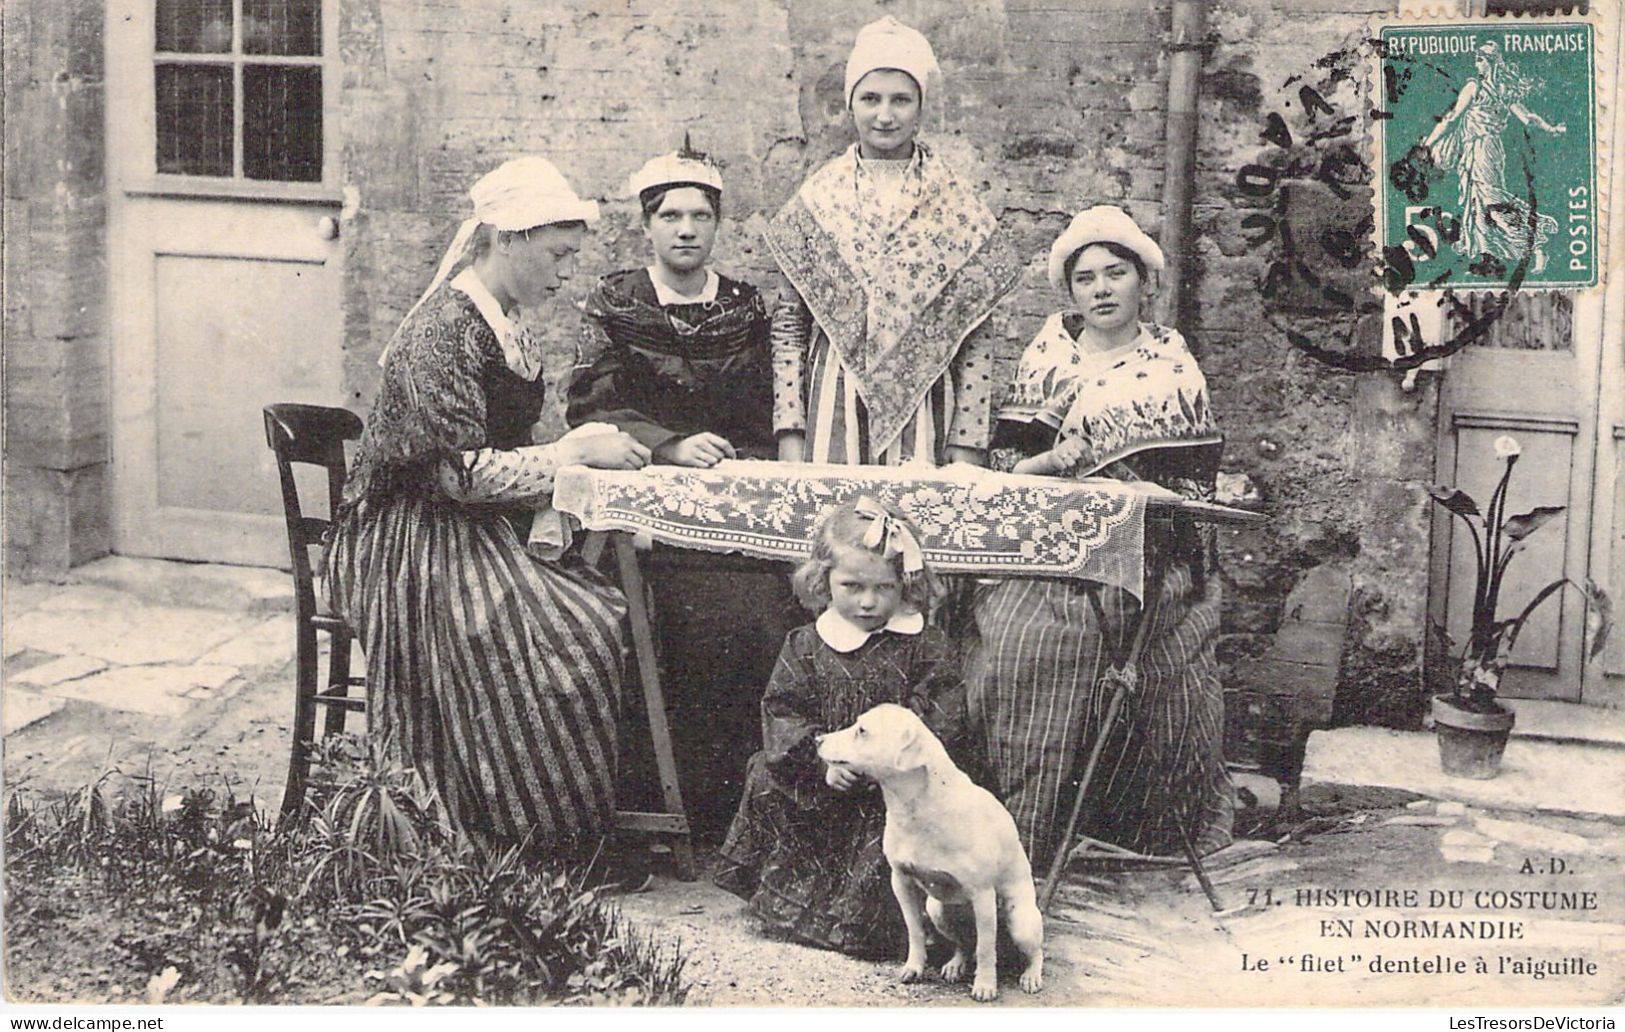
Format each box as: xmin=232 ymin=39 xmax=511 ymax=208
xmin=107 ymin=0 xmax=345 ymax=567
xmin=1429 ymin=291 xmax=1614 ymax=703
xmin=1589 ymin=262 xmax=1625 ymax=708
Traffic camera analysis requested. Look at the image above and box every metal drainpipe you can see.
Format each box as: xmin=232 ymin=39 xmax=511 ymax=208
xmin=1155 ymin=0 xmax=1208 ymax=328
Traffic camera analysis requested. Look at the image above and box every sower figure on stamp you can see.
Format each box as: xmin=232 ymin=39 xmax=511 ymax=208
xmin=567 ymin=145 xmax=797 ymax=837
xmin=1420 ymin=41 xmax=1565 ymax=273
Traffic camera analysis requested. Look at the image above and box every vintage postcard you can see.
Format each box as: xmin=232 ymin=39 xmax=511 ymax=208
xmin=3 ymin=0 xmax=1623 ymax=1018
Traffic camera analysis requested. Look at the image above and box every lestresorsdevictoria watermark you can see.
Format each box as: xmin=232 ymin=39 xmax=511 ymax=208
xmin=1448 ymin=1019 xmax=1616 ymax=1030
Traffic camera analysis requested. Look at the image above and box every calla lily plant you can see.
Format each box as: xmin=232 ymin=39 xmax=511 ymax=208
xmin=1427 ymin=436 xmax=1612 ymax=712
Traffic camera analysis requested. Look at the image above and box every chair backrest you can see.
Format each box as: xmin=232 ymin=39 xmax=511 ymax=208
xmin=262 ymin=404 xmax=364 ymax=614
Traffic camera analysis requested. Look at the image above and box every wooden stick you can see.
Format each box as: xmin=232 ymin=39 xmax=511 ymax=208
xmin=1040 ymin=681 xmax=1127 ymax=914
xmin=1039 ymin=563 xmax=1168 ymax=914
xmin=1181 ymin=828 xmax=1225 ymax=913
xmin=613 ymin=533 xmax=697 ymax=881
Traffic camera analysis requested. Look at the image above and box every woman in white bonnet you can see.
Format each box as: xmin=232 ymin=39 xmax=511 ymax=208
xmin=326 ymin=157 xmax=650 ymax=857
xmin=966 ymin=205 xmax=1233 ymax=872
xmin=767 ymin=16 xmax=1020 ymax=468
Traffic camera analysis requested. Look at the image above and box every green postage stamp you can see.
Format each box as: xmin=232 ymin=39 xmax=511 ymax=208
xmin=1373 ymin=12 xmax=1608 ymax=291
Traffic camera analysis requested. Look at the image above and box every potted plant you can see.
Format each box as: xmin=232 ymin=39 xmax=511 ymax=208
xmin=1426 ymin=435 xmax=1612 ymax=779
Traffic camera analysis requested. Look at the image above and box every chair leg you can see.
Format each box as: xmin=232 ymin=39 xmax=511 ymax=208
xmin=323 ymin=629 xmax=354 ymax=737
xmin=280 ymin=623 xmax=321 ymax=824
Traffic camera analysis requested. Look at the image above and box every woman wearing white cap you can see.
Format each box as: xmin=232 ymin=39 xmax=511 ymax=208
xmin=767 ymin=16 xmax=1020 ymax=467
xmin=567 ymin=143 xmax=794 ymax=835
xmin=325 ymin=157 xmax=651 ymax=856
xmin=568 ymin=142 xmax=773 ymax=463
xmin=965 ymin=205 xmax=1233 ymax=870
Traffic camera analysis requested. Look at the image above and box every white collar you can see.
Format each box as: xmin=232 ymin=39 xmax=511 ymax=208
xmin=815 ymin=607 xmax=925 ymax=653
xmin=647 ymin=266 xmax=719 ymax=306
xmin=450 ymin=268 xmax=540 ymax=379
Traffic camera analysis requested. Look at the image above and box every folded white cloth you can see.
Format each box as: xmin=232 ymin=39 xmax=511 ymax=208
xmin=527 ymin=422 xmax=620 ymax=560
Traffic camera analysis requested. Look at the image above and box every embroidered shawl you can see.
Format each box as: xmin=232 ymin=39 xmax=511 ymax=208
xmin=1000 ymin=314 xmax=1220 ymax=477
xmin=765 ymin=141 xmax=1020 ymax=455
xmin=567 ymin=268 xmax=773 ymax=451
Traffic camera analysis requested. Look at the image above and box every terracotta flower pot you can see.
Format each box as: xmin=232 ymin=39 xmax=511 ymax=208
xmin=1432 ymin=694 xmax=1515 ymax=780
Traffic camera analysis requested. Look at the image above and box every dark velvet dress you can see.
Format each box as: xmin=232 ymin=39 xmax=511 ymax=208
xmin=714 ymin=623 xmax=969 ymax=958
xmin=324 ymin=282 xmax=627 ymax=854
xmin=567 ymin=268 xmax=774 ymax=457
xmin=567 ymin=268 xmax=796 ymax=837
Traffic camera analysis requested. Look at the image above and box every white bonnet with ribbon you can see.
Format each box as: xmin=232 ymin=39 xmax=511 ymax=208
xmin=381 ymin=156 xmax=600 ymax=366
xmin=627 ymin=150 xmax=723 ymax=202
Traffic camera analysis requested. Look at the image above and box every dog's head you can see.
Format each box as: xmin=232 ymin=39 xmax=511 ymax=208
xmin=816 ymin=703 xmax=940 ymax=780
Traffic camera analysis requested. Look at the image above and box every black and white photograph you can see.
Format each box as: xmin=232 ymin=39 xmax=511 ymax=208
xmin=2 ymin=0 xmax=1623 ymax=1016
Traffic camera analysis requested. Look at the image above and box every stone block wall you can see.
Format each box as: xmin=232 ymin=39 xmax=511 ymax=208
xmin=338 ymin=0 xmax=1438 ymax=744
xmin=2 ymin=0 xmax=112 ymax=580
xmin=0 ymin=0 xmax=1441 ymax=749
xmin=1196 ymin=0 xmax=1439 ymax=734
xmin=336 ymin=0 xmax=1178 ymax=430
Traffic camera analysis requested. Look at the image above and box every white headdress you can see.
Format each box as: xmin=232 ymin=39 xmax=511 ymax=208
xmin=843 ymin=16 xmax=940 ymax=106
xmin=381 ymin=156 xmax=599 ymax=366
xmin=627 ymin=138 xmax=723 ymax=201
xmin=1047 ymin=205 xmax=1165 ymax=294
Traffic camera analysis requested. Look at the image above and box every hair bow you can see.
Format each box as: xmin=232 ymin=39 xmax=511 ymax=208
xmin=854 ymin=498 xmax=925 ymax=574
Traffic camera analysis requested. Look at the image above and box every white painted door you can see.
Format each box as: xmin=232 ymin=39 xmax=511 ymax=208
xmin=1430 ymin=290 xmax=1620 ymax=705
xmin=107 ymin=0 xmax=344 ymax=567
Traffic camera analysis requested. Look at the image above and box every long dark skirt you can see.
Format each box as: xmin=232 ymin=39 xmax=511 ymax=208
xmin=964 ymin=563 xmax=1233 ymax=870
xmin=713 ymin=759 xmax=900 ymax=958
xmin=324 ymin=495 xmax=627 ymax=853
xmin=633 ymin=551 xmax=800 ymax=840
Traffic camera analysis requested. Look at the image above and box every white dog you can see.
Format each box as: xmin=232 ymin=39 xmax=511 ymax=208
xmin=817 ymin=703 xmax=1043 ymax=1001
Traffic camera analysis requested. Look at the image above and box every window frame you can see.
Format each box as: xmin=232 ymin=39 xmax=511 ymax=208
xmin=136 ymin=0 xmax=339 ymax=202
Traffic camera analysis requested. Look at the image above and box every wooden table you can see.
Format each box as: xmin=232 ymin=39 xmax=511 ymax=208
xmin=556 ymin=461 xmax=1263 ymax=883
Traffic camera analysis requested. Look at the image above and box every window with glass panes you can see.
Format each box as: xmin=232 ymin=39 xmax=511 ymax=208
xmin=154 ymin=0 xmax=324 ymax=182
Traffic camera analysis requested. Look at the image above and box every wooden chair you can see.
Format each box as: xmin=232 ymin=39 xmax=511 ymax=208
xmin=262 ymin=403 xmax=366 ymax=822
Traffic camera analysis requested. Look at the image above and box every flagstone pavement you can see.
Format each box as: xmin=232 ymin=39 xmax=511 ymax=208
xmin=5 ymin=555 xmax=1624 ymax=1007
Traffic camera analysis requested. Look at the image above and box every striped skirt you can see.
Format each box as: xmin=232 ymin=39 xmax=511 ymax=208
xmin=804 ymin=331 xmax=954 ymax=465
xmin=324 ymin=495 xmax=627 ymax=853
xmin=964 ymin=563 xmax=1233 ymax=870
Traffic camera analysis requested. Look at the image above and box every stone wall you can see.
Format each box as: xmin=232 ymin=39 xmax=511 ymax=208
xmin=2 ymin=0 xmax=112 ymax=580
xmin=1196 ymin=0 xmax=1439 ymax=735
xmin=337 ymin=0 xmax=1439 ymax=746
xmin=0 ymin=0 xmax=1439 ymax=745
xmin=336 ymin=0 xmax=1176 ymax=424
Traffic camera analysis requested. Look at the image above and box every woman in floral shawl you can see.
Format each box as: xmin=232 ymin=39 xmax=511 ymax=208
xmin=325 ymin=157 xmax=652 ymax=855
xmin=768 ymin=17 xmax=1020 ymax=468
xmin=965 ymin=206 xmax=1233 ymax=871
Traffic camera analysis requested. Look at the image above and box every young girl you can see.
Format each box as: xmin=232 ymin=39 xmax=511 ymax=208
xmin=714 ymin=497 xmax=968 ymax=958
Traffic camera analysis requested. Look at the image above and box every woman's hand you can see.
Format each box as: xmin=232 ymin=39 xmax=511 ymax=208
xmin=560 ymin=431 xmax=651 ymax=470
xmin=824 ymin=763 xmax=861 ymax=792
xmin=778 ymin=431 xmax=806 ymax=463
xmin=1011 ymin=438 xmax=1086 ymax=477
xmin=945 ymin=445 xmax=986 ymax=468
xmin=654 ymin=432 xmax=735 ymax=468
